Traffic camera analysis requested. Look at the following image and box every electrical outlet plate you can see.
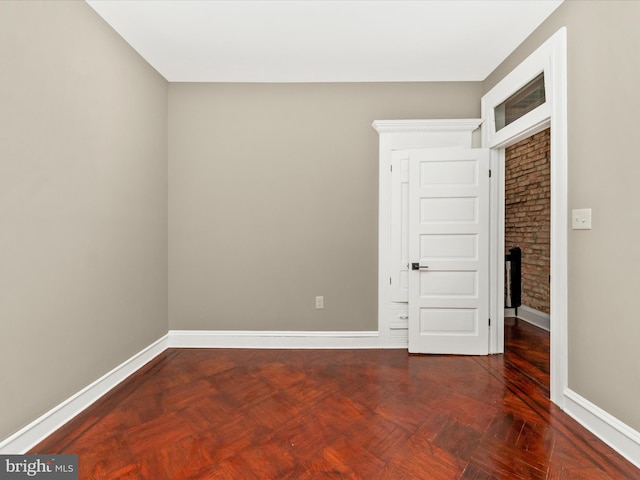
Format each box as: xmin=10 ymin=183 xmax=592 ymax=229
xmin=315 ymin=296 xmax=324 ymax=309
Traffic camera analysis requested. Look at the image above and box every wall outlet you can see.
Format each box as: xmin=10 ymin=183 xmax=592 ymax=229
xmin=315 ymin=296 xmax=324 ymax=309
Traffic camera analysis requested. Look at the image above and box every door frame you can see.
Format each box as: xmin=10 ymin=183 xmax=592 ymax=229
xmin=481 ymin=28 xmax=568 ymax=408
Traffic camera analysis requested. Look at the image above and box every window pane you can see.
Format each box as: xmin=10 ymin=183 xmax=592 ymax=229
xmin=495 ymin=73 xmax=545 ymax=131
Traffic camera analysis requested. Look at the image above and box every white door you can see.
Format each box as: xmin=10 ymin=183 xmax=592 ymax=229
xmin=408 ymin=147 xmax=490 ymax=354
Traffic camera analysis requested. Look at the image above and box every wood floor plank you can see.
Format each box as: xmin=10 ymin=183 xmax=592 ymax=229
xmin=29 ymin=322 xmax=640 ymax=479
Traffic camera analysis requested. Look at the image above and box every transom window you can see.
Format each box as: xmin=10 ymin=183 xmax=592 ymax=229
xmin=494 ymin=72 xmax=545 ymax=131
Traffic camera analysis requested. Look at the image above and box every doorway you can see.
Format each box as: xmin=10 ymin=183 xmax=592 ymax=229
xmin=483 ymin=27 xmax=567 ymax=407
xmin=504 ymin=129 xmax=551 ymax=388
xmin=505 ymin=128 xmax=551 ymax=330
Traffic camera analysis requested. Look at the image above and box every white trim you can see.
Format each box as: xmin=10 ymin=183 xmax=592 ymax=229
xmin=489 ymin=147 xmax=506 ymax=353
xmin=482 ymin=27 xmax=568 ymax=409
xmin=373 ymin=119 xmax=482 ymax=133
xmin=0 ymin=335 xmax=169 ymax=454
xmin=169 ymin=330 xmax=381 ymax=349
xmin=564 ymin=389 xmax=640 ymax=469
xmin=548 ymin=28 xmax=569 ymax=410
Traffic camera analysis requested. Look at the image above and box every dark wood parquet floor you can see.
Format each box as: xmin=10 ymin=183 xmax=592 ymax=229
xmin=30 ymin=320 xmax=640 ymax=479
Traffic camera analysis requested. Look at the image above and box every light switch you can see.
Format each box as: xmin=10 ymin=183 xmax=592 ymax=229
xmin=572 ymin=208 xmax=592 ymax=230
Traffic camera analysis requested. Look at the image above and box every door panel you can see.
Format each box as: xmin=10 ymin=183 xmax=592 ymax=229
xmin=408 ymin=147 xmax=490 ymax=355
xmin=419 ymin=197 xmax=477 ymax=223
xmin=419 ymin=308 xmax=477 ymax=333
xmin=419 ymin=271 xmax=478 ymax=298
xmin=390 ymin=150 xmax=410 ymax=302
xmin=420 ymin=159 xmax=478 ymax=185
xmin=420 ymin=234 xmax=478 ymax=261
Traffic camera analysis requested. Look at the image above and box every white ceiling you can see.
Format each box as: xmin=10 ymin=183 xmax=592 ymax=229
xmin=86 ymin=0 xmax=563 ymax=83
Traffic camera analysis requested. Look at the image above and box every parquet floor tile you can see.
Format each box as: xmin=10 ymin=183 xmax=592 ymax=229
xmin=29 ymin=319 xmax=640 ymax=479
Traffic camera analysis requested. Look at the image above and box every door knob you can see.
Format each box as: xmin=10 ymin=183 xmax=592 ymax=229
xmin=411 ymin=263 xmax=429 ymax=270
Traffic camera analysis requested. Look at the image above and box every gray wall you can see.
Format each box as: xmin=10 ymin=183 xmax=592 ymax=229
xmin=0 ymin=1 xmax=168 ymax=440
xmin=168 ymin=83 xmax=482 ymax=331
xmin=484 ymin=1 xmax=640 ymax=431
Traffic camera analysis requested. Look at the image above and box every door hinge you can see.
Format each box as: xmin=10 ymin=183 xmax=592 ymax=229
xmin=390 ymin=165 xmax=393 ymax=173
xmin=489 ymin=169 xmax=492 ymax=177
xmin=488 ymin=318 xmax=491 ymax=326
xmin=390 ymin=277 xmax=392 ymax=285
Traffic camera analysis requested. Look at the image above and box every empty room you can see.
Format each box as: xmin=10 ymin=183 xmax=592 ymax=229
xmin=2 ymin=1 xmax=640 ymax=478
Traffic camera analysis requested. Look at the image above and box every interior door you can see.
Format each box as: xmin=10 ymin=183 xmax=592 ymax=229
xmin=408 ymin=147 xmax=490 ymax=354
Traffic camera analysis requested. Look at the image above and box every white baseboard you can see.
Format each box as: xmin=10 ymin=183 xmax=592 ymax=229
xmin=0 ymin=335 xmax=169 ymax=454
xmin=564 ymin=389 xmax=640 ymax=469
xmin=505 ymin=305 xmax=550 ymax=332
xmin=168 ymin=330 xmax=380 ymax=349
